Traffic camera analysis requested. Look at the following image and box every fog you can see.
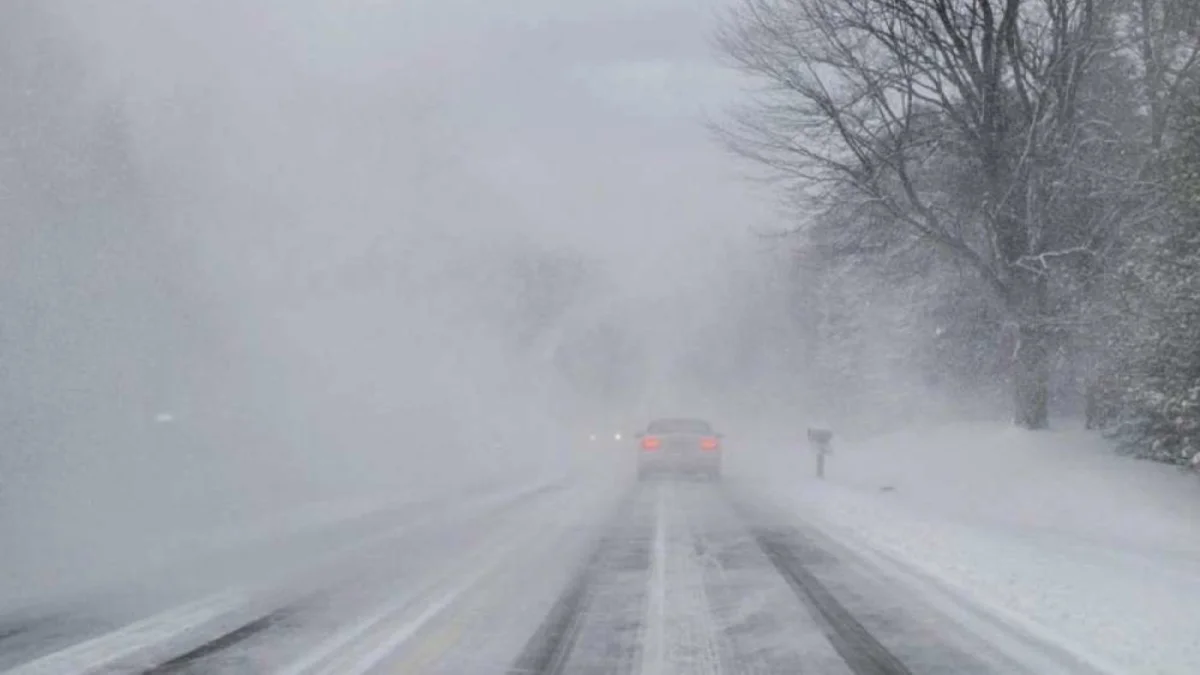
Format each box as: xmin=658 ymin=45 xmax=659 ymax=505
xmin=0 ymin=0 xmax=796 ymax=606
xmin=2 ymin=2 xmax=1196 ymax=672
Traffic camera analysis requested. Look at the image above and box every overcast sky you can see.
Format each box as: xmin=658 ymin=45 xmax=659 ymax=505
xmin=63 ymin=0 xmax=775 ymax=304
xmin=44 ymin=0 xmax=788 ymax=433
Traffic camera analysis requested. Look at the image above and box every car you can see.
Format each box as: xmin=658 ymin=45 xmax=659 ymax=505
xmin=636 ymin=417 xmax=722 ymax=481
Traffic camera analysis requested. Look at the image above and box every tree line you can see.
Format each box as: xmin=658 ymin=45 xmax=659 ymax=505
xmin=718 ymin=0 xmax=1200 ymax=465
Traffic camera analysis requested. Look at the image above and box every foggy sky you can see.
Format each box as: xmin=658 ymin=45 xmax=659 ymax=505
xmin=0 ymin=0 xmax=783 ymax=605
xmin=64 ymin=0 xmax=771 ymax=292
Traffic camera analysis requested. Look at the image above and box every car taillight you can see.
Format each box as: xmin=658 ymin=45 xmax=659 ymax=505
xmin=641 ymin=436 xmax=660 ymax=451
xmin=700 ymin=437 xmax=720 ymax=451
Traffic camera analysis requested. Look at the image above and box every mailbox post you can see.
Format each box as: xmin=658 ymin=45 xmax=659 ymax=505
xmin=807 ymin=428 xmax=833 ymax=479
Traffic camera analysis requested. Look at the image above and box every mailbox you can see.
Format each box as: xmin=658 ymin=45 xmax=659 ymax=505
xmin=807 ymin=428 xmax=833 ymax=444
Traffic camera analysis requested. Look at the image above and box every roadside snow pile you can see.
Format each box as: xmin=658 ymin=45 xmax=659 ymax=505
xmin=748 ymin=422 xmax=1200 ymax=675
xmin=827 ymin=423 xmax=1200 ymax=556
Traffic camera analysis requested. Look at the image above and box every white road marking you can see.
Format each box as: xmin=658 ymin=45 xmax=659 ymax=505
xmin=639 ymin=484 xmax=669 ymax=675
xmin=280 ymin=491 xmax=567 ymax=675
xmin=1 ymin=590 xmax=248 ymax=675
xmin=283 ymin=572 xmax=481 ymax=675
xmin=273 ymin=577 xmax=453 ymax=675
xmin=2 ymin=483 xmax=558 ymax=675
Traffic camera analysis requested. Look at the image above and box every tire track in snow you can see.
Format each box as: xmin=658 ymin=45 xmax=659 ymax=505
xmin=505 ymin=547 xmax=593 ymax=674
xmin=1 ymin=483 xmax=565 ymax=675
xmin=755 ymin=531 xmax=912 ymax=675
xmin=727 ymin=485 xmax=1052 ymax=675
xmin=510 ymin=487 xmax=655 ymax=675
xmin=517 ymin=480 xmax=1038 ymax=675
xmin=514 ymin=482 xmax=727 ymax=675
xmin=686 ymin=484 xmax=850 ymax=675
xmin=141 ymin=608 xmax=295 ymax=674
xmin=274 ymin=487 xmax=583 ymax=675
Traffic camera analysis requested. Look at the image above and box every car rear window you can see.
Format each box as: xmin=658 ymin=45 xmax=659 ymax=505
xmin=647 ymin=418 xmax=712 ymax=434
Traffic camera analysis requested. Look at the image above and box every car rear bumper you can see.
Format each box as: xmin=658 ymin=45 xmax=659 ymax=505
xmin=638 ymin=454 xmax=721 ymax=474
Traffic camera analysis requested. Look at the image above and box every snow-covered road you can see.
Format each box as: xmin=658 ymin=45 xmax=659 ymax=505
xmin=511 ymin=481 xmax=1083 ymax=675
xmin=0 ymin=470 xmax=1119 ymax=674
xmin=738 ymin=423 xmax=1200 ymax=674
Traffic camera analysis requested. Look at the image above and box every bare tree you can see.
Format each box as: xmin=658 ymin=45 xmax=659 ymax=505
xmin=1122 ymin=0 xmax=1200 ymax=150
xmin=717 ymin=0 xmax=1177 ymax=428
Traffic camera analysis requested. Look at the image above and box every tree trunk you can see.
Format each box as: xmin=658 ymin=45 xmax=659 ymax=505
xmin=1012 ymin=321 xmax=1051 ymax=429
xmin=1084 ymin=380 xmax=1099 ymax=429
xmin=1009 ymin=271 xmax=1052 ymax=430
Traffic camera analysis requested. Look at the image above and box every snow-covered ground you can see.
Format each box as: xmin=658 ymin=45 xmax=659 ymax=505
xmin=738 ymin=422 xmax=1200 ymax=675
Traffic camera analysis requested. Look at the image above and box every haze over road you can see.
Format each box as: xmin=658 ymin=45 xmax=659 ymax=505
xmin=4 ymin=1 xmax=1200 ymax=673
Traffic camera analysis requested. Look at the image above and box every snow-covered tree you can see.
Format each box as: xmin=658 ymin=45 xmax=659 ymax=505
xmin=718 ymin=0 xmax=1200 ymax=438
xmin=1089 ymin=91 xmax=1200 ymax=466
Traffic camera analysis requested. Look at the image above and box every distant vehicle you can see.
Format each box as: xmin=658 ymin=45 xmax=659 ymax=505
xmin=586 ymin=430 xmax=627 ymax=443
xmin=636 ymin=417 xmax=722 ymax=481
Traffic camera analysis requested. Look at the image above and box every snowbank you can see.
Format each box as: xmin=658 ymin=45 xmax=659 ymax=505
xmin=741 ymin=422 xmax=1200 ymax=674
xmin=827 ymin=423 xmax=1200 ymax=556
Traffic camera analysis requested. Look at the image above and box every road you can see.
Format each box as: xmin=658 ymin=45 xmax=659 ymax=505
xmin=0 ymin=475 xmax=1104 ymax=674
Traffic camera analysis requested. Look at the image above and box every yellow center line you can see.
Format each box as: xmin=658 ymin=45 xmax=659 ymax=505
xmin=387 ymin=511 xmax=570 ymax=674
xmin=390 ymin=619 xmax=465 ymax=674
xmin=386 ymin=550 xmax=524 ymax=674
